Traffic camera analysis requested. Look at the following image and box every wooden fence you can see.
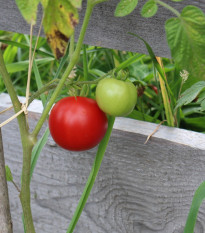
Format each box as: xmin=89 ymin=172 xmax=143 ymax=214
xmin=1 ymin=0 xmax=205 ymax=232
xmin=1 ymin=94 xmax=205 ymax=233
xmin=0 ymin=0 xmax=204 ymax=58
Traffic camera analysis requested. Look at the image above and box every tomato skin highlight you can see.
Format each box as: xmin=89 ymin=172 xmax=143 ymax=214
xmin=96 ymin=78 xmax=137 ymax=117
xmin=49 ymin=96 xmax=108 ymax=151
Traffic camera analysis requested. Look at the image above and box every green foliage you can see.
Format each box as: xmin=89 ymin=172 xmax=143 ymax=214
xmin=114 ymin=0 xmax=138 ymax=17
xmin=15 ymin=0 xmax=40 ymax=24
xmin=67 ymin=116 xmax=115 ymax=233
xmin=141 ymin=0 xmax=158 ymax=18
xmin=165 ymin=6 xmax=205 ymax=87
xmin=5 ymin=165 xmax=13 ymax=182
xmin=30 ymin=128 xmax=50 ymax=181
xmin=176 ymin=81 xmax=205 ymax=109
xmin=70 ymin=0 xmax=82 ymax=9
xmin=184 ymin=181 xmax=205 ymax=233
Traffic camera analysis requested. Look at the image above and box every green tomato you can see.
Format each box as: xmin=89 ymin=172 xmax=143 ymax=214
xmin=96 ymin=78 xmax=137 ymax=117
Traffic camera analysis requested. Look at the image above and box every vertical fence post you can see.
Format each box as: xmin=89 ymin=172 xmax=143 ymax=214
xmin=0 ymin=128 xmax=13 ymax=233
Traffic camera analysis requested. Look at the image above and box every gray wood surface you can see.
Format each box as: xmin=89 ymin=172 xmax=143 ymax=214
xmin=1 ymin=95 xmax=205 ymax=232
xmin=0 ymin=0 xmax=205 ymax=58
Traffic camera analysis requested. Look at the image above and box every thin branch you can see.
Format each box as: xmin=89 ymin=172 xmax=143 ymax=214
xmin=0 ymin=128 xmax=13 ymax=233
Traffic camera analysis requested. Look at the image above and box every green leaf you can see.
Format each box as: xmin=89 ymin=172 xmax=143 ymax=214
xmin=176 ymin=81 xmax=205 ymax=109
xmin=43 ymin=0 xmax=79 ymax=59
xmin=40 ymin=0 xmax=49 ymax=8
xmin=197 ymin=91 xmax=205 ymax=103
xmin=184 ymin=181 xmax=205 ymax=233
xmin=6 ymin=57 xmax=54 ymax=73
xmin=201 ymin=99 xmax=205 ymax=111
xmin=30 ymin=128 xmax=50 ymax=181
xmin=15 ymin=0 xmax=40 ymax=24
xmin=115 ymin=0 xmax=138 ymax=17
xmin=5 ymin=165 xmax=13 ymax=182
xmin=141 ymin=0 xmax=158 ymax=18
xmin=182 ymin=116 xmax=205 ymax=132
xmin=70 ymin=0 xmax=82 ymax=9
xmin=33 ymin=60 xmax=47 ymax=107
xmin=128 ymin=110 xmax=160 ymax=123
xmin=0 ymin=39 xmax=54 ymax=58
xmin=165 ymin=6 xmax=205 ymax=84
xmin=171 ymin=0 xmax=184 ymax=1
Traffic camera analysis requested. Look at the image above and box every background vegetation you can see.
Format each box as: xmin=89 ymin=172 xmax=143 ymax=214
xmin=0 ymin=29 xmax=205 ymax=133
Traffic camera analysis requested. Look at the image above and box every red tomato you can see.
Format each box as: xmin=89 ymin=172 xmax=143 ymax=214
xmin=49 ymin=96 xmax=108 ymax=151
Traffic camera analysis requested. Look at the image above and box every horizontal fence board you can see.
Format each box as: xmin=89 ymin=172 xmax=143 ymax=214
xmin=0 ymin=0 xmax=205 ymax=58
xmin=1 ymin=94 xmax=205 ymax=232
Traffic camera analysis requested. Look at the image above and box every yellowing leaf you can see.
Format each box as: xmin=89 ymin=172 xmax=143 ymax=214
xmin=15 ymin=0 xmax=40 ymax=24
xmin=43 ymin=0 xmax=79 ymax=59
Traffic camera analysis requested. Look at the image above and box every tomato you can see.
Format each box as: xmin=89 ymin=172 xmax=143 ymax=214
xmin=96 ymin=78 xmax=137 ymax=116
xmin=49 ymin=96 xmax=108 ymax=151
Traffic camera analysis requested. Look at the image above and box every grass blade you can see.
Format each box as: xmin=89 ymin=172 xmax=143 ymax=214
xmin=156 ymin=57 xmax=175 ymax=126
xmin=30 ymin=128 xmax=50 ymax=181
xmin=6 ymin=57 xmax=54 ymax=73
xmin=184 ymin=181 xmax=205 ymax=233
xmin=0 ymin=39 xmax=54 ymax=57
xmin=32 ymin=60 xmax=47 ymax=107
xmin=67 ymin=116 xmax=115 ymax=233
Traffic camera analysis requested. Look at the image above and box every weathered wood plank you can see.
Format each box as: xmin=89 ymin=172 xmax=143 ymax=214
xmin=0 ymin=0 xmax=204 ymax=58
xmin=1 ymin=94 xmax=205 ymax=233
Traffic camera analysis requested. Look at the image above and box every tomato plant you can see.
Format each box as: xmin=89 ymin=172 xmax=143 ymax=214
xmin=49 ymin=96 xmax=108 ymax=151
xmin=96 ymin=78 xmax=137 ymax=116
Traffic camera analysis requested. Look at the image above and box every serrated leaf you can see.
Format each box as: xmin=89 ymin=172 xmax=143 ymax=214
xmin=115 ymin=0 xmax=138 ymax=17
xmin=197 ymin=91 xmax=205 ymax=103
xmin=165 ymin=6 xmax=205 ymax=84
xmin=43 ymin=0 xmax=79 ymax=59
xmin=141 ymin=0 xmax=158 ymax=18
xmin=5 ymin=165 xmax=13 ymax=182
xmin=201 ymin=99 xmax=205 ymax=111
xmin=15 ymin=0 xmax=40 ymax=24
xmin=175 ymin=81 xmax=205 ymax=109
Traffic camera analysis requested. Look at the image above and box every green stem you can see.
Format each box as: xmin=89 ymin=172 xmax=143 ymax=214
xmin=0 ymin=50 xmax=21 ymax=113
xmin=69 ymin=32 xmax=75 ymax=59
xmin=0 ymin=50 xmax=36 ymax=233
xmin=83 ymin=45 xmax=88 ymax=81
xmin=67 ymin=116 xmax=115 ymax=233
xmin=20 ymin=139 xmax=36 ymax=233
xmin=155 ymin=0 xmax=180 ymax=17
xmin=32 ymin=0 xmax=95 ymax=138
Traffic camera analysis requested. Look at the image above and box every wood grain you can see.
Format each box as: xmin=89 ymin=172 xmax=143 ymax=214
xmin=1 ymin=95 xmax=205 ymax=232
xmin=0 ymin=0 xmax=204 ymax=58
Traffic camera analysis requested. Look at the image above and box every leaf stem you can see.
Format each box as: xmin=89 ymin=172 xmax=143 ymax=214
xmin=67 ymin=116 xmax=115 ymax=233
xmin=155 ymin=0 xmax=180 ymax=17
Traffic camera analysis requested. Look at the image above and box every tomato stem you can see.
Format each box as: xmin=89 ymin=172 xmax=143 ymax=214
xmin=32 ymin=0 xmax=95 ymax=138
xmin=155 ymin=0 xmax=180 ymax=17
xmin=66 ymin=116 xmax=115 ymax=233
